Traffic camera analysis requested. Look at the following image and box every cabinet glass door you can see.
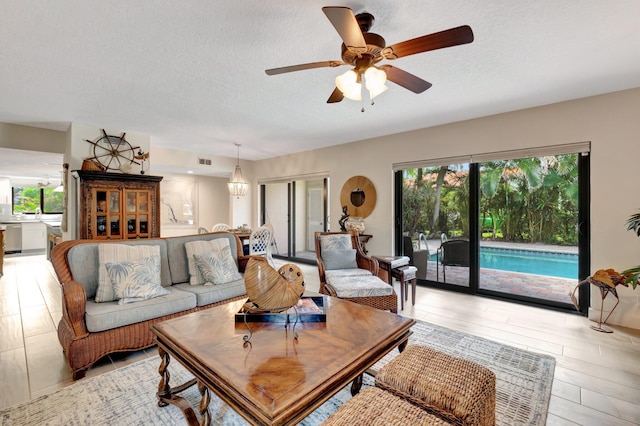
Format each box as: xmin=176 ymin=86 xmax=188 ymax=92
xmin=94 ymin=189 xmax=120 ymax=239
xmin=124 ymin=190 xmax=152 ymax=238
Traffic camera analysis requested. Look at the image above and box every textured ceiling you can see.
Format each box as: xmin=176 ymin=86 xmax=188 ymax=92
xmin=1 ymin=1 xmax=640 ymax=179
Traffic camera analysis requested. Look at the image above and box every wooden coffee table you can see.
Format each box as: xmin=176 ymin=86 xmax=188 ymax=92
xmin=151 ymin=297 xmax=414 ymax=425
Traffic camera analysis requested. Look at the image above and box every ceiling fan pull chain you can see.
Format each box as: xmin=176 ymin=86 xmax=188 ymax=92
xmin=361 ymin=74 xmax=366 ymax=112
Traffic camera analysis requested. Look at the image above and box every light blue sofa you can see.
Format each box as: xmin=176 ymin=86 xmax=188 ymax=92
xmin=51 ymin=232 xmax=249 ymax=379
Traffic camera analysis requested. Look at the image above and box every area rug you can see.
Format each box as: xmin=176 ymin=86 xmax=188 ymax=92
xmin=0 ymin=320 xmax=555 ymax=426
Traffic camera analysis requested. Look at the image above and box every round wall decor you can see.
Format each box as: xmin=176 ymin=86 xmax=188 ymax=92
xmin=340 ymin=175 xmax=377 ymax=218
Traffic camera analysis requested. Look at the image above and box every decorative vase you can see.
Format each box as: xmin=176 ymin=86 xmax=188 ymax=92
xmin=345 ymin=217 xmax=365 ymax=234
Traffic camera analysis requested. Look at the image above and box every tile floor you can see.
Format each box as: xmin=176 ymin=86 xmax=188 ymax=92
xmin=1 ymin=253 xmax=639 ymax=425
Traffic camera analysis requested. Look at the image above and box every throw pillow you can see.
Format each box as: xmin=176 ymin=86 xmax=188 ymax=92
xmin=185 ymin=238 xmax=236 ymax=285
xmin=319 ymin=234 xmax=353 ymax=251
xmin=96 ymin=244 xmax=161 ymax=302
xmin=105 ymin=256 xmax=169 ymax=304
xmin=322 ymin=248 xmax=358 ymax=270
xmin=193 ymin=246 xmax=243 ymax=285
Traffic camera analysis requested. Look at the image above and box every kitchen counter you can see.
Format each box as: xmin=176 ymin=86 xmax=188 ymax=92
xmin=0 ymin=219 xmax=61 ymax=225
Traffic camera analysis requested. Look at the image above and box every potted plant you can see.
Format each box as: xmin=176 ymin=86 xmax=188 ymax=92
xmin=622 ymin=210 xmax=640 ymax=289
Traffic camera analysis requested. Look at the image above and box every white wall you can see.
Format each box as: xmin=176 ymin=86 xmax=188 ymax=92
xmin=252 ymin=88 xmax=640 ymax=329
xmin=156 ymin=172 xmax=231 ymax=237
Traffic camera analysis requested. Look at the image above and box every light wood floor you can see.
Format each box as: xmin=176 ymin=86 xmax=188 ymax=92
xmin=1 ymin=254 xmax=639 ymax=425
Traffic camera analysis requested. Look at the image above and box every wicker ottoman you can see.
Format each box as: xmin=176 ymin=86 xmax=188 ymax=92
xmin=322 ymin=386 xmax=453 ymax=425
xmin=376 ymin=345 xmax=496 ymax=426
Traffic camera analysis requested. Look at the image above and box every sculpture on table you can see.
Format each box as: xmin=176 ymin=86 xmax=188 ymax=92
xmin=242 ymin=257 xmax=305 ymax=343
xmin=338 ymin=205 xmax=349 ymax=232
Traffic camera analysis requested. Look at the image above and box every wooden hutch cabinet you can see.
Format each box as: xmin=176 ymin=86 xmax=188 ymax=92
xmin=73 ymin=170 xmax=163 ymax=240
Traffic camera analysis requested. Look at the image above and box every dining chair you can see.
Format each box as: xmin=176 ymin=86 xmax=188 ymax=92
xmin=249 ymin=224 xmax=275 ymax=267
xmin=211 ymin=223 xmax=231 ymax=232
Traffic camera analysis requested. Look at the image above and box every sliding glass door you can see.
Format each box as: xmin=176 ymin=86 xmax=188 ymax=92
xmin=402 ymin=163 xmax=471 ymax=288
xmin=398 ymin=146 xmax=589 ymax=311
xmin=478 ymin=154 xmax=580 ymax=304
xmin=261 ymin=177 xmax=328 ymax=263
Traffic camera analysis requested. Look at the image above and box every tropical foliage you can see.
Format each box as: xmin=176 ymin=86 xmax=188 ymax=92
xmin=622 ymin=210 xmax=640 ymax=289
xmin=403 ymin=154 xmax=579 ymax=246
xmin=12 ymin=187 xmax=64 ymax=214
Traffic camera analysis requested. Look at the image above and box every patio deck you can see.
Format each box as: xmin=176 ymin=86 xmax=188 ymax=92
xmin=421 ymin=239 xmax=578 ymax=305
xmin=286 ymin=240 xmax=579 ymax=306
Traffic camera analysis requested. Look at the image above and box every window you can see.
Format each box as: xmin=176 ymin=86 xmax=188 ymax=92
xmin=12 ymin=187 xmax=63 ymax=214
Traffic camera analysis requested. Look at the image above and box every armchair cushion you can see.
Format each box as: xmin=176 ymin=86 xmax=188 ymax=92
xmin=322 ymin=248 xmax=357 ymax=270
xmin=325 ymin=269 xmax=372 ymax=280
xmin=326 ymin=275 xmax=393 ymax=298
xmin=319 ymin=234 xmax=352 ymax=251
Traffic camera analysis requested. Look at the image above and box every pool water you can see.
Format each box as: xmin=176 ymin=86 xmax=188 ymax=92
xmin=432 ymin=247 xmax=578 ymax=279
xmin=480 ymin=247 xmax=577 ymax=279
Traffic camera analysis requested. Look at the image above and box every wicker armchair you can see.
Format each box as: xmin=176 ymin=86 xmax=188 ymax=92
xmin=314 ymin=231 xmax=398 ymax=313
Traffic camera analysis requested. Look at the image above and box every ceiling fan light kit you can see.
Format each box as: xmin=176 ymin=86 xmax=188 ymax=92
xmin=265 ymin=6 xmax=474 ymax=111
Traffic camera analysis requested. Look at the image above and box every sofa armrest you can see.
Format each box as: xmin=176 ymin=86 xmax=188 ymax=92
xmin=59 ymin=279 xmax=90 ymax=338
xmin=51 ymin=240 xmax=90 ymax=338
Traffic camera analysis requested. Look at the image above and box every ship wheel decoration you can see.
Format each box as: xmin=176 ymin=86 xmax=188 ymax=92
xmin=84 ymin=129 xmax=141 ymax=172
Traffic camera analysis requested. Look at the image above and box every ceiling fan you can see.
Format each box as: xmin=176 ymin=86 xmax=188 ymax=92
xmin=265 ymin=6 xmax=474 ymax=107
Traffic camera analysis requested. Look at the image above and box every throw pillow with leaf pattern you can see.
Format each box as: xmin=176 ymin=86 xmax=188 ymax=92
xmin=105 ymin=255 xmax=169 ymax=304
xmin=193 ymin=245 xmax=243 ymax=285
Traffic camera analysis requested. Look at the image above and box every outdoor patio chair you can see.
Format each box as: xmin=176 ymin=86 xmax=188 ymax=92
xmin=315 ymin=231 xmax=398 ymax=313
xmin=403 ymin=233 xmax=429 ymax=280
xmin=437 ymin=239 xmax=470 ymax=282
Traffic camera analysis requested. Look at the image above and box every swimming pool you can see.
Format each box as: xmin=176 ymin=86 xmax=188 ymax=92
xmin=432 ymin=247 xmax=578 ymax=279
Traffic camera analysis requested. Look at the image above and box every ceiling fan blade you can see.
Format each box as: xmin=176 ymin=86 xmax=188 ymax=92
xmin=383 ymin=25 xmax=474 ymax=59
xmin=327 ymin=87 xmax=344 ymax=103
xmin=380 ymin=65 xmax=432 ymax=93
xmin=265 ymin=61 xmax=345 ymax=75
xmin=322 ymin=6 xmax=367 ymax=53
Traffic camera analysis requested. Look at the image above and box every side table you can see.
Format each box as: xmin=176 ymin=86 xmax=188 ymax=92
xmin=373 ymin=255 xmax=416 ymax=310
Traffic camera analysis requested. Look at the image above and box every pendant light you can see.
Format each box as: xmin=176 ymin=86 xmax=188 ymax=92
xmin=228 ymin=143 xmax=248 ymax=198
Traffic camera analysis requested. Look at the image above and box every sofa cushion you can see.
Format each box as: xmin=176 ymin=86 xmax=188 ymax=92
xmin=193 ymin=246 xmax=243 ymax=285
xmin=68 ymin=240 xmax=170 ymax=300
xmin=105 ymin=256 xmax=170 ymax=304
xmin=325 ymin=275 xmax=393 ymax=298
xmin=84 ymin=287 xmax=197 ymax=333
xmin=174 ymin=280 xmax=246 ymax=307
xmin=322 ymin=248 xmax=357 ymax=270
xmin=165 ymin=233 xmax=240 ymax=285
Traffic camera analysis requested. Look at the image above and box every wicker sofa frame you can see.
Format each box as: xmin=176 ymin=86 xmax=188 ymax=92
xmin=50 ymin=233 xmax=250 ymax=380
xmin=314 ymin=231 xmax=398 ymax=313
